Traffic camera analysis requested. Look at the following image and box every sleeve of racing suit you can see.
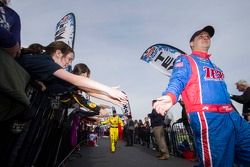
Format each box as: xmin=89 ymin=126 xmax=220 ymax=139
xmin=101 ymin=117 xmax=111 ymax=125
xmin=162 ymin=55 xmax=191 ymax=105
xmin=72 ymin=93 xmax=101 ymax=112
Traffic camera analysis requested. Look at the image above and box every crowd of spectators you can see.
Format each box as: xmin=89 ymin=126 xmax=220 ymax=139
xmin=0 ymin=1 xmax=127 ymax=166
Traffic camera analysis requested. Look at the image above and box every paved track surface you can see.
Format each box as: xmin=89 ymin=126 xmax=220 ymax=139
xmin=66 ymin=138 xmax=198 ymax=167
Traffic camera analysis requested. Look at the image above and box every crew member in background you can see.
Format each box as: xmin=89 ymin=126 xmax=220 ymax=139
xmin=231 ymin=80 xmax=250 ymax=122
xmin=125 ymin=114 xmax=134 ymax=146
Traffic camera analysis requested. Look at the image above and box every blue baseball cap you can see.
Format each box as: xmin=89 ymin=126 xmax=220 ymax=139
xmin=190 ymin=25 xmax=215 ymax=42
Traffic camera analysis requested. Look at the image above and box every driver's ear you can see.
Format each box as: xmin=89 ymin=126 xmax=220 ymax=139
xmin=190 ymin=42 xmax=194 ymax=47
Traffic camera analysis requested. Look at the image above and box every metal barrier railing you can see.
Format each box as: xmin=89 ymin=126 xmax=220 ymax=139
xmin=4 ymin=85 xmax=86 ymax=167
xmin=12 ymin=89 xmax=67 ymax=167
xmin=170 ymin=121 xmax=196 ymax=160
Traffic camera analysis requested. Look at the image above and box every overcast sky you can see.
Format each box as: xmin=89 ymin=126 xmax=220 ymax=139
xmin=11 ymin=0 xmax=250 ymax=121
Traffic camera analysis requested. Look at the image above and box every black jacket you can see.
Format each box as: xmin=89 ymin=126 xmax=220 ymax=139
xmin=148 ymin=109 xmax=164 ymax=128
xmin=231 ymin=87 xmax=250 ymax=114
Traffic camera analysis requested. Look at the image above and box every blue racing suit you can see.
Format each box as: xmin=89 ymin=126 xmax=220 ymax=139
xmin=163 ymin=51 xmax=250 ymax=167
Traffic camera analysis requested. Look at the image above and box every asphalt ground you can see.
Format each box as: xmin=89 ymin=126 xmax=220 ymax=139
xmin=66 ymin=137 xmax=198 ymax=167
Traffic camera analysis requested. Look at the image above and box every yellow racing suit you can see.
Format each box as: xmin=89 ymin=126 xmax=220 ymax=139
xmin=101 ymin=115 xmax=124 ymax=152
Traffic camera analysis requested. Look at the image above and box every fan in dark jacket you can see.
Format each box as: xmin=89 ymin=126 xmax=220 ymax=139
xmin=148 ymin=100 xmax=169 ymax=160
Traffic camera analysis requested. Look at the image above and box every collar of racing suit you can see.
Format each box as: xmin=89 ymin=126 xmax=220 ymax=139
xmin=192 ymin=51 xmax=211 ymax=59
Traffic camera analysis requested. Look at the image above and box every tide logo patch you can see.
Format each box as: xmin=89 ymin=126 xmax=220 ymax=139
xmin=203 ymin=66 xmax=224 ymax=80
